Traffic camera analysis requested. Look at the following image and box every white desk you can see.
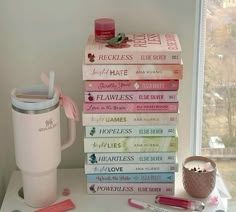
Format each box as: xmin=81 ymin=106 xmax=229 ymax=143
xmin=1 ymin=169 xmax=226 ymax=212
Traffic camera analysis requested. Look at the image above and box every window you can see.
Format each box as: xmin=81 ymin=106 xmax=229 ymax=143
xmin=195 ymin=0 xmax=236 ymax=210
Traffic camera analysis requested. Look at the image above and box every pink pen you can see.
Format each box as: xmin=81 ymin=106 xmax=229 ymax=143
xmin=155 ymin=195 xmax=205 ymax=211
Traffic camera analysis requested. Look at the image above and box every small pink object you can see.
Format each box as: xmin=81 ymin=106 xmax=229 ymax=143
xmin=209 ymin=195 xmax=219 ymax=205
xmin=62 ymin=188 xmax=70 ymax=196
xmin=204 ymin=162 xmax=214 ymax=172
xmin=94 ymin=18 xmax=115 ymax=42
xmin=128 ymin=198 xmax=144 ymax=209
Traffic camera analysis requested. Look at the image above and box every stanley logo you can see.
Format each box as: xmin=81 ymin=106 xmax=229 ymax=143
xmin=38 ymin=118 xmax=56 ymax=132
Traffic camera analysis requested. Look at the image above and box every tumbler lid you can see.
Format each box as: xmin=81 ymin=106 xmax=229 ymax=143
xmin=11 ymin=84 xmax=59 ymax=111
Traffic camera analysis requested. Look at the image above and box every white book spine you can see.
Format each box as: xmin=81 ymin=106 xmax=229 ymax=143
xmin=84 ymin=136 xmax=178 ymax=153
xmin=86 ymin=152 xmax=176 ymax=164
xmin=84 ymin=163 xmax=178 ymax=174
xmin=87 ymin=182 xmax=175 ymax=195
xmin=82 ymin=113 xmax=178 ymax=126
xmin=85 ymin=125 xmax=176 ymax=137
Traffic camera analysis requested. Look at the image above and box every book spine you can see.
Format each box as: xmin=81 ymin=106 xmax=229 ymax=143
xmin=84 ymin=163 xmax=178 ymax=174
xmin=82 ymin=113 xmax=178 ymax=126
xmin=85 ymin=52 xmax=181 ymax=65
xmin=86 ymin=152 xmax=176 ymax=164
xmin=83 ymin=102 xmax=179 ymax=113
xmin=85 ymin=80 xmax=179 ymax=91
xmin=86 ymin=172 xmax=175 ymax=183
xmin=87 ymin=182 xmax=175 ymax=195
xmin=85 ymin=91 xmax=178 ymax=103
xmin=85 ymin=125 xmax=176 ymax=137
xmin=83 ymin=65 xmax=183 ymax=80
xmin=84 ymin=136 xmax=178 ymax=153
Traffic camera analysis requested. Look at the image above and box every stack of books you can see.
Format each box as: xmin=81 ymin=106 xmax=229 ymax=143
xmin=82 ymin=33 xmax=183 ymax=195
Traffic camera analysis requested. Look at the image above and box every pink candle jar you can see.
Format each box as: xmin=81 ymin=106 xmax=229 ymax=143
xmin=94 ymin=18 xmax=115 ymax=42
xmin=182 ymin=156 xmax=216 ymax=198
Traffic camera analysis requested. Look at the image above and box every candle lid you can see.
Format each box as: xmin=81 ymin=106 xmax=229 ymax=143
xmin=95 ymin=18 xmax=115 ymax=30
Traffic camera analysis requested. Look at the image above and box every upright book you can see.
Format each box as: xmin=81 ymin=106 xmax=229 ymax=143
xmin=85 ymin=33 xmax=182 ymax=64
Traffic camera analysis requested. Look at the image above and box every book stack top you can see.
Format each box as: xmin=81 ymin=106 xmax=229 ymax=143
xmin=84 ymin=33 xmax=182 ymax=65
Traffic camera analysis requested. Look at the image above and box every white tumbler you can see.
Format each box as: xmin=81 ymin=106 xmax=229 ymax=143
xmin=11 ymin=84 xmax=76 ymax=208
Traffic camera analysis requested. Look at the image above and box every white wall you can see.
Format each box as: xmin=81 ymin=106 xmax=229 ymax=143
xmin=0 ymin=0 xmax=199 ymax=205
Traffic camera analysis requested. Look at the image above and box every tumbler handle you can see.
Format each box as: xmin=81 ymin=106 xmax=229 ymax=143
xmin=61 ymin=118 xmax=76 ymax=151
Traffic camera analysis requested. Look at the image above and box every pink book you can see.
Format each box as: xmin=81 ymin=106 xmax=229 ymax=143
xmin=85 ymin=33 xmax=182 ymax=64
xmin=85 ymin=80 xmax=179 ymax=91
xmin=83 ymin=102 xmax=179 ymax=113
xmin=82 ymin=63 xmax=183 ymax=80
xmin=84 ymin=91 xmax=177 ymax=103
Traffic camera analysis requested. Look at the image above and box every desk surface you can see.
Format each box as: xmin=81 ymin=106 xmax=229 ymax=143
xmin=1 ymin=169 xmax=226 ymax=212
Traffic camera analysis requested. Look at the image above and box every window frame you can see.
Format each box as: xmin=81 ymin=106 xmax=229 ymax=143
xmin=192 ymin=1 xmax=233 ymax=208
xmin=191 ymin=0 xmax=207 ymax=155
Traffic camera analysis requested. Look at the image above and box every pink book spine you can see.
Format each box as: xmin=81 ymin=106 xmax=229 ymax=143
xmin=85 ymin=80 xmax=179 ymax=91
xmin=85 ymin=52 xmax=181 ymax=64
xmin=82 ymin=64 xmax=183 ymax=80
xmin=87 ymin=182 xmax=174 ymax=195
xmin=83 ymin=102 xmax=179 ymax=113
xmin=85 ymin=34 xmax=182 ymax=65
xmin=85 ymin=91 xmax=177 ymax=103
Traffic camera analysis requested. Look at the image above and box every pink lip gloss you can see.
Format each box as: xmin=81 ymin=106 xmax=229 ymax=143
xmin=155 ymin=195 xmax=205 ymax=211
xmin=94 ymin=18 xmax=115 ymax=42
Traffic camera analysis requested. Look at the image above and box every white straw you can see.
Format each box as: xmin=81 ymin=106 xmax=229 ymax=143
xmin=48 ymin=71 xmax=55 ymax=99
